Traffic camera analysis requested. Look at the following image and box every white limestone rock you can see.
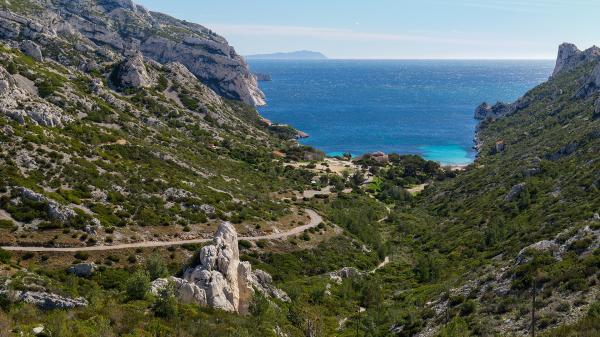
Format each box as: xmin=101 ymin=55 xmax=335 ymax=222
xmin=152 ymin=222 xmax=288 ymax=314
xmin=113 ymin=52 xmax=152 ymax=88
xmin=21 ymin=40 xmax=43 ymax=61
xmin=67 ymin=263 xmax=97 ymax=277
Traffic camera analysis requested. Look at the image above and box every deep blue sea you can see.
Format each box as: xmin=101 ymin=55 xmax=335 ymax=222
xmin=249 ymin=60 xmax=554 ymax=165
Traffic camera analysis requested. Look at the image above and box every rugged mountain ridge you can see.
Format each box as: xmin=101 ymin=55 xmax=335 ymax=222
xmin=0 ymin=0 xmax=265 ymax=106
xmin=475 ymin=43 xmax=600 ymax=123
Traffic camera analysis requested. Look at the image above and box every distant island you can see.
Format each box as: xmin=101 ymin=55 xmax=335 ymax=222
xmin=246 ymin=50 xmax=328 ymax=60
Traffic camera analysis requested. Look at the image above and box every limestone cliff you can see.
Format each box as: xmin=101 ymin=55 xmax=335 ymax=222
xmin=0 ymin=0 xmax=265 ymax=106
xmin=552 ymin=43 xmax=600 ymax=76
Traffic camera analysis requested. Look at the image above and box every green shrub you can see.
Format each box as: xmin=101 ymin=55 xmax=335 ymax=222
xmin=74 ymin=251 xmax=89 ymax=260
xmin=238 ymin=240 xmax=252 ymax=250
xmin=0 ymin=219 xmax=14 ymax=229
xmin=126 ymin=270 xmax=150 ymax=301
xmin=0 ymin=248 xmax=11 ymax=263
xmin=145 ymin=252 xmax=168 ymax=280
xmin=153 ymin=281 xmax=178 ymax=318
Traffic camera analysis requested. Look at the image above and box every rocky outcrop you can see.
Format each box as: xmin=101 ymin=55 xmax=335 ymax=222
xmin=553 ymin=43 xmax=600 ymax=76
xmin=67 ymin=263 xmax=97 ymax=277
xmin=545 ymin=141 xmax=578 ymax=161
xmin=151 ymin=222 xmax=288 ymax=314
xmin=575 ymin=63 xmax=600 ymax=98
xmin=504 ymin=183 xmax=526 ymax=202
xmin=20 ymin=40 xmax=43 ymax=61
xmin=0 ymin=289 xmax=88 ymax=309
xmin=111 ymin=53 xmax=152 ymax=89
xmin=474 ymin=97 xmax=531 ymax=121
xmin=17 ymin=187 xmax=78 ymax=222
xmin=0 ymin=66 xmax=72 ymax=128
xmin=0 ymin=0 xmax=265 ymax=106
xmin=329 ymin=267 xmax=364 ymax=284
xmin=516 ymin=225 xmax=600 ymax=265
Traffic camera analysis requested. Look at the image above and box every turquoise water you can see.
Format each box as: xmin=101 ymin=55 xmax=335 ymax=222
xmin=249 ymin=60 xmax=554 ymax=165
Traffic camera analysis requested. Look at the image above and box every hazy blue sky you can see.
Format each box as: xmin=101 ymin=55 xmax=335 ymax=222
xmin=135 ymin=0 xmax=599 ymax=59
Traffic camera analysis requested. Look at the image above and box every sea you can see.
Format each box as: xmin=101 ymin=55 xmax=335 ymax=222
xmin=249 ymin=59 xmax=555 ymax=165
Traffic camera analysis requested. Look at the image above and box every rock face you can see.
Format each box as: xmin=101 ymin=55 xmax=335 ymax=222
xmin=151 ymin=222 xmax=288 ymax=314
xmin=20 ymin=40 xmax=43 ymax=61
xmin=575 ymin=63 xmax=600 ymax=98
xmin=553 ymin=43 xmax=600 ymax=76
xmin=0 ymin=0 xmax=265 ymax=106
xmin=112 ymin=53 xmax=152 ymax=89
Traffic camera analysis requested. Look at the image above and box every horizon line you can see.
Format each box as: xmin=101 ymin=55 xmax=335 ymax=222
xmin=246 ymin=57 xmax=556 ymax=61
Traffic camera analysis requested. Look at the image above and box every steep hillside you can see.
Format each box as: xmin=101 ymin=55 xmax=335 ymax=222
xmin=376 ymin=44 xmax=600 ymax=336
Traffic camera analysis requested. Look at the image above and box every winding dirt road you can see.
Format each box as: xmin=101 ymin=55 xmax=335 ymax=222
xmin=1 ymin=209 xmax=323 ymax=252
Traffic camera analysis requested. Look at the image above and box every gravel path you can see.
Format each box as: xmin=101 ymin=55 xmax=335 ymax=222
xmin=1 ymin=209 xmax=323 ymax=252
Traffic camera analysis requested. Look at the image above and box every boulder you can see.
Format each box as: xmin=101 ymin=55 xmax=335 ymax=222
xmin=505 ymin=183 xmax=526 ymax=202
xmin=67 ymin=263 xmax=97 ymax=277
xmin=20 ymin=40 xmax=43 ymax=61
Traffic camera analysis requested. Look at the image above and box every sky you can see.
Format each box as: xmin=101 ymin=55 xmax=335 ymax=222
xmin=134 ymin=0 xmax=599 ymax=59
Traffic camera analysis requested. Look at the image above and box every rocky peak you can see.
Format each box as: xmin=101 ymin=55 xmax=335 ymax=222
xmin=553 ymin=43 xmax=600 ymax=76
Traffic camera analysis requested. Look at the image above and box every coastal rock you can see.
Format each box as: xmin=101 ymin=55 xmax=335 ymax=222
xmin=67 ymin=263 xmax=97 ymax=277
xmin=474 ymin=102 xmax=514 ymax=120
xmin=505 ymin=183 xmax=526 ymax=202
xmin=112 ymin=53 xmax=152 ymax=89
xmin=553 ymin=43 xmax=600 ymax=76
xmin=152 ymin=222 xmax=288 ymax=314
